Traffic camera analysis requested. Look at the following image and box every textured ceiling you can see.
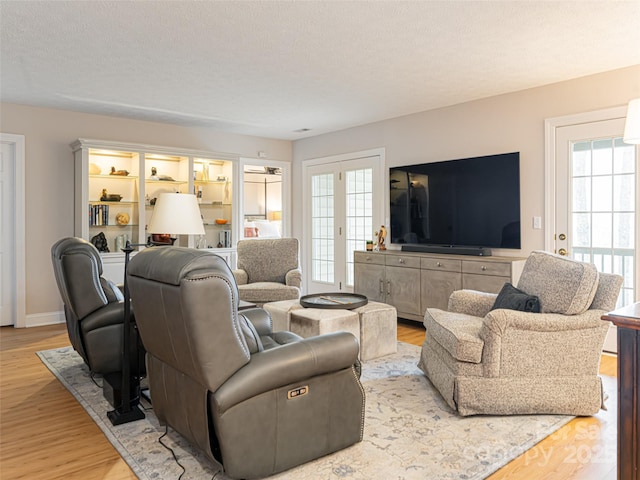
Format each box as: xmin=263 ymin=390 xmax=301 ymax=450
xmin=1 ymin=1 xmax=639 ymax=140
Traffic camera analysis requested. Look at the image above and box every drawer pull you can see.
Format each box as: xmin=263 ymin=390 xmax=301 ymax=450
xmin=436 ymin=262 xmax=442 ymax=267
xmin=481 ymin=266 xmax=487 ymax=271
xmin=398 ymin=258 xmax=405 ymax=264
xmin=366 ymin=256 xmax=372 ymax=262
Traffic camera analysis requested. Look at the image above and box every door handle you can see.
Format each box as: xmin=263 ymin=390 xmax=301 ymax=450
xmin=379 ymin=279 xmax=384 ymax=294
xmin=386 ymin=280 xmax=391 ymax=296
xmin=558 ymin=248 xmax=567 ymax=256
xmin=558 ymin=233 xmax=566 ymax=241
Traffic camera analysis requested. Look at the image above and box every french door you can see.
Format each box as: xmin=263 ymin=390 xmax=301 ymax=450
xmin=304 ymin=154 xmax=383 ymax=294
xmin=554 ymin=116 xmax=638 ymax=351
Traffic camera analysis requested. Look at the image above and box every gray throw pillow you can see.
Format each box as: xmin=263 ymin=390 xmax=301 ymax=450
xmin=491 ymin=282 xmax=541 ymax=313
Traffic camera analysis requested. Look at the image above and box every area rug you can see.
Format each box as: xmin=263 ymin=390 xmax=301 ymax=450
xmin=38 ymin=343 xmax=576 ymax=480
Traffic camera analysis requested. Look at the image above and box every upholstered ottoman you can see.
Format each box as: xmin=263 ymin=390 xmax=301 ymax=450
xmin=290 ymin=308 xmax=361 ymax=347
xmin=263 ymin=299 xmax=305 ymax=331
xmin=353 ymin=301 xmax=397 ymax=361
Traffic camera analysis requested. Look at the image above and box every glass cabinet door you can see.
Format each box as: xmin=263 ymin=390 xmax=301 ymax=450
xmin=193 ymin=158 xmax=234 ymax=249
xmin=85 ymin=148 xmax=141 ymax=253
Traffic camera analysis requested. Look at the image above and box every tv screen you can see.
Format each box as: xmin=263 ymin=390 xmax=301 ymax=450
xmin=389 ymin=152 xmax=521 ymax=249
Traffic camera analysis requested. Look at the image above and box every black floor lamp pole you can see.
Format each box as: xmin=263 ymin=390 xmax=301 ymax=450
xmin=107 ymin=241 xmax=145 ymax=425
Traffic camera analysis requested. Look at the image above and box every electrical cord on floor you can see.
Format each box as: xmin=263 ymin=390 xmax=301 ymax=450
xmin=158 ymin=426 xmax=186 ymax=480
xmin=90 ymin=372 xmax=102 ymax=389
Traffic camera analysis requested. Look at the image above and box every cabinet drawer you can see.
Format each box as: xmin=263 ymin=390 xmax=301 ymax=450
xmin=421 ymin=257 xmax=461 ymax=273
xmin=462 ymin=260 xmax=511 ymax=277
xmin=385 ymin=254 xmax=420 ymax=269
xmin=354 ymin=251 xmax=385 ymax=265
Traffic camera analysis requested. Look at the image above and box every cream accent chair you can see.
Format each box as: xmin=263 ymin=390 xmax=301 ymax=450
xmin=419 ymin=250 xmax=623 ymax=416
xmin=233 ymin=238 xmax=302 ymax=307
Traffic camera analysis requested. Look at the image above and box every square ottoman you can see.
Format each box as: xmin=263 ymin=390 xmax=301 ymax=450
xmin=353 ymin=301 xmax=397 ymax=361
xmin=290 ymin=308 xmax=360 ymax=346
xmin=263 ymin=299 xmax=305 ymax=331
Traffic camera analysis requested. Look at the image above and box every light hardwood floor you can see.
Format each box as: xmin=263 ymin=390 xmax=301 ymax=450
xmin=1 ymin=321 xmax=617 ymax=479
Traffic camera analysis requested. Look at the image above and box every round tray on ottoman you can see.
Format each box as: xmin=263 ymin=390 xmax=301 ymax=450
xmin=299 ymin=293 xmax=368 ymax=310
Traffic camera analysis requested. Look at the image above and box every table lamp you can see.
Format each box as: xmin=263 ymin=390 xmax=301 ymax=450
xmin=148 ymin=192 xmax=206 ymax=243
xmin=108 ymin=193 xmax=204 ymax=425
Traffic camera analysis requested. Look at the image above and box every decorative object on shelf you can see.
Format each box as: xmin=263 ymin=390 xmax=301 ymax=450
xmin=374 ymin=225 xmax=387 ymax=251
xmin=115 ymin=212 xmax=130 ymax=225
xmin=366 ymin=240 xmax=374 ymax=251
xmin=300 ymin=292 xmax=368 ymax=310
xmin=150 ymin=234 xmax=174 ymax=245
xmin=216 ymin=175 xmax=227 ymax=182
xmin=89 ymin=163 xmax=101 ymax=175
xmin=100 ymin=189 xmax=123 ymax=202
xmin=215 ymin=218 xmax=228 ymax=225
xmin=149 ymin=166 xmax=175 ymax=182
xmin=90 ymin=232 xmax=109 ymax=252
xmin=114 ymin=234 xmax=128 ymax=251
xmin=224 ymin=179 xmax=230 ymax=203
xmin=201 ymin=163 xmax=209 ymax=181
xmin=149 ymin=197 xmax=157 ymax=206
xmin=110 ymin=166 xmax=130 ymax=176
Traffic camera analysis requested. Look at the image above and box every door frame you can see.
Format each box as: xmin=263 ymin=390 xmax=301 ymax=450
xmin=0 ymin=133 xmax=26 ymax=328
xmin=238 ymin=157 xmax=291 ymax=240
xmin=544 ymin=105 xmax=629 ymax=251
xmin=302 ymin=148 xmax=386 ymax=294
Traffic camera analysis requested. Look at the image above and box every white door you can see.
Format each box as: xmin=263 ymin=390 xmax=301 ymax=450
xmin=304 ymin=155 xmax=383 ymax=294
xmin=555 ymin=118 xmax=639 ymax=352
xmin=1 ymin=141 xmax=16 ymax=325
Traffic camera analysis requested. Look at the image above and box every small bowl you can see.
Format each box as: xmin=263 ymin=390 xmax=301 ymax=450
xmin=215 ymin=219 xmax=228 ymax=225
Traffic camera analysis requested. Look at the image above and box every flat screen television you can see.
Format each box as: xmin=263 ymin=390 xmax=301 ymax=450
xmin=389 ymin=152 xmax=521 ymax=251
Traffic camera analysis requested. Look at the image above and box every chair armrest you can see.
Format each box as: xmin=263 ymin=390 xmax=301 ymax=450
xmin=232 ymin=269 xmax=248 ymax=285
xmin=448 ymin=290 xmax=497 ymax=317
xmin=80 ymin=301 xmax=125 ymax=333
xmin=213 ymin=332 xmax=360 ymax=414
xmin=285 ymin=268 xmax=302 ymax=288
xmin=239 ymin=308 xmax=273 ymax=335
xmin=480 ymin=308 xmax=609 ymax=378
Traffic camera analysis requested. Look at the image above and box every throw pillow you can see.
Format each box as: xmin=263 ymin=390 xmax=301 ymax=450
xmin=491 ymin=282 xmax=541 ymax=313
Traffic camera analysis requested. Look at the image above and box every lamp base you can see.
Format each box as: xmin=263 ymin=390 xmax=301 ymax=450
xmin=107 ymin=405 xmax=145 ymax=425
xmin=104 ymin=372 xmax=145 ymax=425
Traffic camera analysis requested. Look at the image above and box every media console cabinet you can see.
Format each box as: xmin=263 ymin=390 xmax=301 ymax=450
xmin=354 ymin=250 xmax=526 ymax=322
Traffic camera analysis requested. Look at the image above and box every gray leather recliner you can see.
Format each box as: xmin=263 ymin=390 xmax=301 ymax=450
xmin=51 ymin=237 xmax=126 ymax=374
xmin=127 ymin=247 xmax=365 ymax=480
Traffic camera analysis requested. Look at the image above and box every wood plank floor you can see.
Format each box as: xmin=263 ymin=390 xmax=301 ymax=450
xmin=1 ymin=321 xmax=617 ymax=479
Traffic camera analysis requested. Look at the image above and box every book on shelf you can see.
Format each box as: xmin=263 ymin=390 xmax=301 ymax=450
xmin=89 ymin=204 xmax=110 ymax=226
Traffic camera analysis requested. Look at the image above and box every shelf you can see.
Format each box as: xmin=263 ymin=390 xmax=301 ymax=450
xmin=198 ymin=202 xmax=232 ymax=207
xmin=90 ymin=174 xmax=139 ymax=180
xmin=89 ymin=224 xmax=139 ymax=228
xmin=90 ymin=201 xmax=139 ymax=205
xmin=145 ymin=179 xmax=188 ymax=185
xmin=194 ymin=180 xmax=231 ymax=185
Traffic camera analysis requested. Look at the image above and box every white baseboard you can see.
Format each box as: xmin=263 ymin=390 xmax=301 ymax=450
xmin=23 ymin=311 xmax=65 ymax=328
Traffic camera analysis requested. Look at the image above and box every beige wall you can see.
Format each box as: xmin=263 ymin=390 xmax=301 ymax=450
xmin=292 ymin=65 xmax=640 ymax=257
xmin=0 ymin=103 xmax=292 ymax=321
xmin=3 ymin=65 xmax=640 ymax=323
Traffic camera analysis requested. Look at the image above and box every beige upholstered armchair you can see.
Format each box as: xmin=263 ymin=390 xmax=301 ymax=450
xmin=419 ymin=250 xmax=623 ymax=417
xmin=233 ymin=238 xmax=302 ymax=306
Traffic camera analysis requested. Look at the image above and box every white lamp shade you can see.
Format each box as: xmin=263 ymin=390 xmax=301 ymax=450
xmin=148 ymin=193 xmax=205 ymax=235
xmin=623 ymin=98 xmax=640 ymax=144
